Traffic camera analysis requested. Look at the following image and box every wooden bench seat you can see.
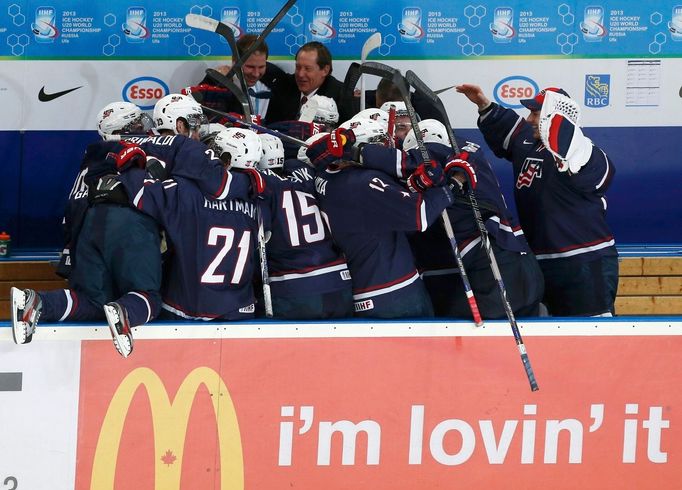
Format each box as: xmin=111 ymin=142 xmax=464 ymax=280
xmin=1 ymin=255 xmax=682 ymax=319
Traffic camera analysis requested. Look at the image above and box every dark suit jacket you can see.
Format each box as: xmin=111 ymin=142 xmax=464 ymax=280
xmin=263 ymin=70 xmax=358 ymax=125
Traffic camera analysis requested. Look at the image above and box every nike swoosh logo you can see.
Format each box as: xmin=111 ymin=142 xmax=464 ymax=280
xmin=522 ymin=139 xmax=535 ymax=145
xmin=38 ymin=85 xmax=82 ymax=102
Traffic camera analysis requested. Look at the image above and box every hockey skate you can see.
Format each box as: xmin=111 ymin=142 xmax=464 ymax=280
xmin=103 ymin=302 xmax=134 ymax=358
xmin=10 ymin=287 xmax=42 ymax=344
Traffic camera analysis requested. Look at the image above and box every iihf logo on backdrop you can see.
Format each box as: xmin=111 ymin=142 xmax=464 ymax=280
xmin=584 ymin=74 xmax=610 ymax=108
xmin=221 ymin=8 xmax=243 ymax=41
xmin=122 ymin=7 xmax=150 ymax=43
xmin=490 ymin=7 xmax=515 ymax=43
xmin=32 ymin=7 xmax=59 ymax=43
xmin=309 ymin=7 xmax=336 ymax=42
xmin=399 ymin=7 xmax=424 ymax=43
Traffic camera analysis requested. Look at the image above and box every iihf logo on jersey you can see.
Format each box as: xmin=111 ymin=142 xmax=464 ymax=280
xmin=584 ymin=74 xmax=610 ymax=108
xmin=32 ymin=7 xmax=59 ymax=43
xmin=490 ymin=7 xmax=515 ymax=43
xmin=122 ymin=7 xmax=150 ymax=43
xmin=516 ymin=157 xmax=543 ymax=189
xmin=580 ymin=6 xmax=607 ymax=42
xmin=309 ymin=7 xmax=336 ymax=42
xmin=399 ymin=8 xmax=424 ymax=43
xmin=221 ymin=8 xmax=243 ymax=41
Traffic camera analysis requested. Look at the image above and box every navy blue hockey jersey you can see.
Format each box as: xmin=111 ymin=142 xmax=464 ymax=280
xmin=477 ymin=103 xmax=616 ymax=261
xmin=119 ymin=169 xmax=259 ymax=320
xmin=260 ymin=159 xmax=351 ymax=297
xmin=314 ymin=162 xmax=453 ymax=314
xmin=359 ymin=141 xmax=531 ymax=275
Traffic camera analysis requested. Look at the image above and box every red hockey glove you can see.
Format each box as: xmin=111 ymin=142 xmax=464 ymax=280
xmin=407 ymin=160 xmax=444 ymax=193
xmin=306 ymin=128 xmax=356 ymax=167
xmin=444 ymin=151 xmax=477 ymax=192
xmin=106 ymin=142 xmax=147 ymax=171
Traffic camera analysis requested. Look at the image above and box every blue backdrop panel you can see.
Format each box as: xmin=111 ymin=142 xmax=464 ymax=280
xmin=17 ymin=130 xmax=97 ymax=248
xmin=0 ymin=132 xmax=22 ymax=241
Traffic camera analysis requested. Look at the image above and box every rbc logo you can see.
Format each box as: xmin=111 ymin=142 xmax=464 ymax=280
xmin=584 ymin=74 xmax=610 ymax=108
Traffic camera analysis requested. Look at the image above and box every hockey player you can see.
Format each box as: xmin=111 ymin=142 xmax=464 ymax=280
xmin=359 ymin=119 xmax=544 ymax=319
xmin=114 ymin=127 xmax=266 ymax=320
xmin=457 ymin=84 xmax=617 ymax=316
xmin=251 ymin=132 xmax=353 ymax=319
xmin=305 ymin=125 xmax=455 ymax=318
xmin=11 ymin=102 xmax=161 ymax=358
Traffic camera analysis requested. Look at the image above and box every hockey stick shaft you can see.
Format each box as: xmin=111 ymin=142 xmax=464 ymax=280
xmin=360 ymin=32 xmax=382 ymax=111
xmin=386 ymin=104 xmax=396 ymax=148
xmin=359 ymin=62 xmax=484 ymax=328
xmin=225 ymin=0 xmax=297 ymax=80
xmin=205 ymin=68 xmax=253 ymax=121
xmin=200 ymin=104 xmax=309 ymax=147
xmin=256 ymin=204 xmax=274 ymax=317
xmin=405 ymin=69 xmax=538 ymax=391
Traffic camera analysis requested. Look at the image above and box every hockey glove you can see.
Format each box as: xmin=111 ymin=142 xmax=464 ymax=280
xmin=145 ymin=157 xmax=168 ymax=181
xmin=406 ymin=161 xmax=444 ymax=193
xmin=444 ymin=152 xmax=477 ymax=193
xmin=88 ymin=175 xmax=129 ymax=205
xmin=306 ymin=128 xmax=356 ymax=167
xmin=106 ymin=142 xmax=147 ymax=172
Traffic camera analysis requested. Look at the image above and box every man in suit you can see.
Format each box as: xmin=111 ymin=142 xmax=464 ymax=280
xmin=266 ymin=42 xmax=357 ymax=124
xmin=190 ymin=34 xmax=287 ymax=123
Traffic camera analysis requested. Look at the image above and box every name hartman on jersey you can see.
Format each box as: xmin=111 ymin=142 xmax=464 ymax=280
xmin=203 ymin=198 xmax=257 ymax=218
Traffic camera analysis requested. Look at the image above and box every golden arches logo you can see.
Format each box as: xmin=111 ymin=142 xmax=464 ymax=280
xmin=91 ymin=366 xmax=243 ymax=489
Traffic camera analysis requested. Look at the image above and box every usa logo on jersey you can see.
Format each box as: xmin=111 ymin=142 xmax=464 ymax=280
xmin=516 ymin=157 xmax=543 ymax=189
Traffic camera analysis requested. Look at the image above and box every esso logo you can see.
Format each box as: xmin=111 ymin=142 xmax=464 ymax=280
xmin=493 ymin=76 xmax=539 ymax=109
xmin=122 ymin=77 xmax=169 ymax=110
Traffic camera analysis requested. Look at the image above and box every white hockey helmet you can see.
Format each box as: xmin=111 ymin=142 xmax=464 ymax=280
xmin=153 ymin=93 xmax=207 ymax=134
xmin=210 ymin=127 xmax=263 ymax=169
xmin=402 ymin=118 xmax=450 ymax=151
xmin=258 ymin=133 xmax=285 ymax=170
xmin=199 ymin=123 xmax=228 ymax=143
xmin=299 ymin=94 xmax=339 ymax=125
xmin=297 ymin=132 xmax=330 ymax=165
xmin=349 ymin=108 xmax=389 ymax=126
xmin=339 ymin=118 xmax=389 ymax=146
xmin=96 ymin=101 xmax=153 ymax=138
xmin=379 ymin=100 xmax=408 ymax=116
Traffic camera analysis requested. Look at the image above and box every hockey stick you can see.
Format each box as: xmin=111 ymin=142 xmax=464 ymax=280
xmin=358 ymin=61 xmax=484 ymax=328
xmin=360 ymin=32 xmax=382 ymax=111
xmin=256 ymin=205 xmax=274 ymax=317
xmin=386 ymin=103 xmax=396 ymax=148
xmin=185 ymin=14 xmax=253 ymax=117
xmin=185 ymin=0 xmax=296 ymax=82
xmin=435 ymin=84 xmax=457 ymax=95
xmin=405 ymin=69 xmax=539 ymax=392
xmin=199 ymin=104 xmax=309 ymax=147
xmin=205 ymin=68 xmax=253 ymax=121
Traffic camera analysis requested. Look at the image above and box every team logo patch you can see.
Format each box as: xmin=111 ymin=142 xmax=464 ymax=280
xmin=516 ymin=157 xmax=543 ymax=189
xmin=239 ymin=304 xmax=255 ymax=314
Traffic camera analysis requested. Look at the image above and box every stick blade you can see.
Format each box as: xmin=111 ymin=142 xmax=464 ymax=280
xmin=185 ymin=13 xmax=219 ymax=32
xmin=361 ymin=32 xmax=383 ymax=60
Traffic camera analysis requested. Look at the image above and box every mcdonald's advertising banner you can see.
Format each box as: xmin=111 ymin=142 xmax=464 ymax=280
xmin=2 ymin=322 xmax=682 ymax=489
